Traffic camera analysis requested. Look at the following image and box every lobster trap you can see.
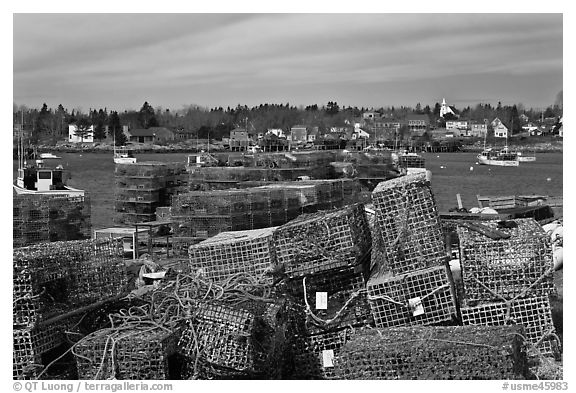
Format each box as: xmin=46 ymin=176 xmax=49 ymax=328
xmin=371 ymin=172 xmax=446 ymax=275
xmin=457 ymin=218 xmax=555 ymax=304
xmin=366 ymin=265 xmax=457 ymax=328
xmin=13 ymin=239 xmax=127 ymax=327
xmin=332 ymin=325 xmax=527 ymax=380
xmin=189 ymin=227 xmax=278 ymax=284
xmin=285 ymin=266 xmax=373 ymax=334
xmin=13 ymin=194 xmax=92 ymax=247
xmin=178 ymin=299 xmax=288 ymax=378
xmin=461 ymin=295 xmax=559 ymax=357
xmin=273 ymin=203 xmax=371 ymax=278
xmin=73 ymin=325 xmax=180 ymax=380
xmin=13 ymin=314 xmax=83 ymax=380
xmin=291 ymin=327 xmax=355 ymax=380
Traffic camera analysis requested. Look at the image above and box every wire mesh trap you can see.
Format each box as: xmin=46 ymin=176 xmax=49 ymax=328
xmin=273 ymin=203 xmax=371 ymax=278
xmin=332 ymin=325 xmax=527 ymax=380
xmin=461 ymin=295 xmax=559 ymax=357
xmin=189 ymin=227 xmax=278 ymax=284
xmin=13 ymin=239 xmax=127 ymax=327
xmin=13 ymin=194 xmax=92 ymax=247
xmin=371 ymin=173 xmax=446 ymax=275
xmin=457 ymin=218 xmax=555 ymax=304
xmin=73 ymin=325 xmax=180 ymax=380
xmin=178 ymin=299 xmax=288 ymax=378
xmin=291 ymin=327 xmax=356 ymax=380
xmin=285 ymin=266 xmax=373 ymax=333
xmin=366 ymin=265 xmax=457 ymax=328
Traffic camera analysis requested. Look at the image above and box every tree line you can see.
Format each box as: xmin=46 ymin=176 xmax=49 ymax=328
xmin=13 ymin=93 xmax=563 ymax=145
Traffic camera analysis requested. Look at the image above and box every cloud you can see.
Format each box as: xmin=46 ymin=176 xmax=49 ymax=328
xmin=13 ymin=13 xmax=563 ymax=109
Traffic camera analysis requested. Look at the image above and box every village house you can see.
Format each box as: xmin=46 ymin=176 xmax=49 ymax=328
xmin=492 ymin=119 xmax=509 ymax=139
xmin=125 ymin=127 xmax=174 ymax=144
xmin=469 ymin=121 xmax=488 ymax=137
xmin=173 ymin=128 xmax=196 ymax=141
xmin=68 ymin=124 xmax=94 ymax=143
xmin=406 ymin=114 xmax=430 ymax=136
xmin=290 ymin=125 xmax=308 ymax=142
xmin=522 ymin=122 xmax=539 ymax=134
xmin=352 ymin=124 xmax=370 ymax=140
xmin=229 ymin=127 xmax=250 ymax=151
xmin=266 ymin=128 xmax=286 ymax=138
xmin=307 ymin=127 xmax=319 ymax=142
xmin=362 ymin=111 xmax=379 ymax=120
xmin=445 ymin=120 xmax=469 ymax=134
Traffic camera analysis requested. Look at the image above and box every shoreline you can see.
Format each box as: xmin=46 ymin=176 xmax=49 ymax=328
xmin=33 ymin=141 xmax=563 ymax=155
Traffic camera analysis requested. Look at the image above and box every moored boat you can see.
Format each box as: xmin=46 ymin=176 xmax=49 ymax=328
xmin=516 ymin=151 xmax=536 ymax=162
xmin=114 ymin=146 xmax=137 ymax=164
xmin=477 ymin=147 xmax=519 ymax=167
xmin=14 ymin=158 xmax=85 ymax=196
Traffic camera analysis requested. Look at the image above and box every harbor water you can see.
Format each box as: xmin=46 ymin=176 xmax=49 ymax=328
xmin=13 ymin=151 xmax=563 ymax=230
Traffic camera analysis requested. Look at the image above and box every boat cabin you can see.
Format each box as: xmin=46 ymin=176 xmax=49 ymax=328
xmin=16 ymin=160 xmax=68 ymax=191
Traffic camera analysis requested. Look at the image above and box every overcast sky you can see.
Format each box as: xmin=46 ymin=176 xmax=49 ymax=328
xmin=13 ymin=13 xmax=563 ymax=112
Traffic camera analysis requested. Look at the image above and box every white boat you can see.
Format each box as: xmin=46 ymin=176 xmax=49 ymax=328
xmin=39 ymin=152 xmax=61 ymax=159
xmin=114 ymin=146 xmax=137 ymax=164
xmin=516 ymin=151 xmax=536 ymax=162
xmin=14 ymin=159 xmax=85 ymax=196
xmin=477 ymin=126 xmax=519 ymax=167
xmin=14 ymin=113 xmax=85 ymax=197
xmin=477 ymin=148 xmax=519 ymax=167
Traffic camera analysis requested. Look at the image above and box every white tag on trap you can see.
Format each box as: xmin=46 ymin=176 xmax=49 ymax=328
xmin=316 ymin=292 xmax=328 ymax=310
xmin=408 ymin=297 xmax=424 ymax=316
xmin=322 ymin=349 xmax=334 ymax=368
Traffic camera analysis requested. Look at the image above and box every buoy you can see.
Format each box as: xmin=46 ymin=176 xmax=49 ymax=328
xmin=553 ymin=247 xmax=563 ymax=270
xmin=546 ymin=177 xmax=552 ymax=182
xmin=440 ymin=165 xmax=445 ymax=169
xmin=469 ymin=166 xmax=474 ymax=171
xmin=543 ymin=222 xmax=561 ymax=234
xmin=551 ymin=226 xmax=563 ymax=240
xmin=436 ymin=155 xmax=440 ymax=158
xmin=479 ymin=207 xmax=498 ymax=215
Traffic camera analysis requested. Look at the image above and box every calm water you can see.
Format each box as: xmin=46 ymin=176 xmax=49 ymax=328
xmin=14 ymin=151 xmax=563 ymax=230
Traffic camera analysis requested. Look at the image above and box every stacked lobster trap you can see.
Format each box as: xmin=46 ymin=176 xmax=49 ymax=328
xmin=114 ymin=162 xmax=187 ymax=224
xmin=366 ymin=172 xmax=457 ymax=329
xmin=272 ymin=203 xmax=374 ymax=379
xmin=13 ymin=194 xmax=92 ymax=248
xmin=169 ymin=179 xmax=362 ymax=242
xmin=13 ymin=239 xmax=128 ymax=379
xmin=456 ymin=218 xmax=559 ymax=356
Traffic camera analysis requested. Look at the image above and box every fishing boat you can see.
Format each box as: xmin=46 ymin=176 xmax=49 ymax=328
xmin=114 ymin=146 xmax=137 ymax=164
xmin=14 ymin=158 xmax=85 ymax=196
xmin=477 ymin=147 xmax=519 ymax=167
xmin=14 ymin=114 xmax=85 ymax=196
xmin=477 ymin=124 xmax=519 ymax=166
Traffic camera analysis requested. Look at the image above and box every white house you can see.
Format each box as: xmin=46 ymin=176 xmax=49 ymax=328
xmin=522 ymin=122 xmax=539 ymax=133
xmin=352 ymin=128 xmax=370 ymax=140
xmin=266 ymin=128 xmax=285 ymax=138
xmin=493 ymin=122 xmax=509 ymax=139
xmin=68 ymin=124 xmax=94 ymax=143
xmin=445 ymin=120 xmax=469 ymax=132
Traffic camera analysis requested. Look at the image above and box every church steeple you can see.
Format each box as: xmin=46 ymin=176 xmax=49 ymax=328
xmin=440 ymin=98 xmax=454 ymax=118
